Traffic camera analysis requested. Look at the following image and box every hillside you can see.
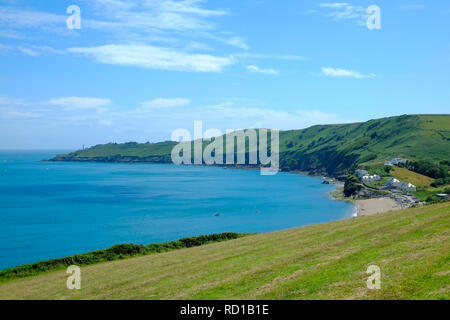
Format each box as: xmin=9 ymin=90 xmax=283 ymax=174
xmin=390 ymin=166 xmax=435 ymax=187
xmin=0 ymin=202 xmax=448 ymax=300
xmin=50 ymin=114 xmax=450 ymax=176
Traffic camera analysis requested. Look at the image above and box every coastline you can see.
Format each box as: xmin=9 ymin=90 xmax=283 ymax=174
xmin=326 ymin=181 xmax=402 ymax=217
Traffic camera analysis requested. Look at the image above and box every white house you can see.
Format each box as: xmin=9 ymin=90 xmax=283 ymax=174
xmin=386 ymin=177 xmax=400 ymax=187
xmin=399 ymin=182 xmax=416 ymax=192
xmin=386 ymin=177 xmax=416 ymax=192
xmin=362 ymin=174 xmax=381 ymax=183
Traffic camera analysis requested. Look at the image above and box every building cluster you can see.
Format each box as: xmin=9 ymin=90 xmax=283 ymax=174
xmin=355 ymin=169 xmax=381 ymax=182
xmin=355 ymin=168 xmax=417 ymax=193
xmin=386 ymin=177 xmax=417 ymax=192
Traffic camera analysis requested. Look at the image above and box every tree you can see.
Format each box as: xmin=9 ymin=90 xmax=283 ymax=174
xmin=344 ymin=175 xmax=362 ymax=197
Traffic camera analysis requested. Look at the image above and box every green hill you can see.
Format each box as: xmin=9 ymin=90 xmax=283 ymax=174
xmin=51 ymin=114 xmax=450 ymax=176
xmin=0 ymin=202 xmax=448 ymax=300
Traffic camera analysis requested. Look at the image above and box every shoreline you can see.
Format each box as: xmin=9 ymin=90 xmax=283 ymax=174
xmin=354 ymin=198 xmax=402 ymax=216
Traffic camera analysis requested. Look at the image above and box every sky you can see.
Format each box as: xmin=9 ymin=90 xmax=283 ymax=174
xmin=0 ymin=0 xmax=449 ymax=149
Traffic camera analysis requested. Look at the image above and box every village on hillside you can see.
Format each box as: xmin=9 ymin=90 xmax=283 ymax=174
xmin=345 ymin=158 xmax=450 ymax=209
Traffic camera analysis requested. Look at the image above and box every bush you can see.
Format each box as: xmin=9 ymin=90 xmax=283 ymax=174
xmin=431 ymin=177 xmax=450 ymax=188
xmin=344 ymin=175 xmax=362 ymax=197
xmin=400 ymin=160 xmax=448 ymax=179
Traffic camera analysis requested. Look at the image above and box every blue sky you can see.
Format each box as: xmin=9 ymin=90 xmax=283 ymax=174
xmin=0 ymin=0 xmax=449 ymax=149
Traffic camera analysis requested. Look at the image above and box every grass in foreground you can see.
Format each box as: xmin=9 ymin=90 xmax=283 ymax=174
xmin=0 ymin=233 xmax=245 ymax=282
xmin=0 ymin=203 xmax=448 ymax=300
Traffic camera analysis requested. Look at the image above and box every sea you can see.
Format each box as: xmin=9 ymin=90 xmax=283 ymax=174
xmin=0 ymin=151 xmax=354 ymax=270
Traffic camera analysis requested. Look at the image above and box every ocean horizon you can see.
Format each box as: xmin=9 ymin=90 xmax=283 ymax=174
xmin=0 ymin=151 xmax=354 ymax=270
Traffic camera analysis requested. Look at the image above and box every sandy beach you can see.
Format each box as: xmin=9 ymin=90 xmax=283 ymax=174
xmin=355 ymin=197 xmax=402 ymax=216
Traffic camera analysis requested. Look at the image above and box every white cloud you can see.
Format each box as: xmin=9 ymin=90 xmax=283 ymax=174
xmin=246 ymin=65 xmax=279 ymax=75
xmin=225 ymin=36 xmax=249 ymax=50
xmin=0 ymin=110 xmax=42 ymax=118
xmin=0 ymin=43 xmax=66 ymax=57
xmin=0 ymin=6 xmax=65 ymax=28
xmin=398 ymin=4 xmax=425 ymax=11
xmin=0 ymin=43 xmax=12 ymax=53
xmin=86 ymin=0 xmax=227 ymax=33
xmin=320 ymin=3 xmax=350 ymax=9
xmin=184 ymin=103 xmax=349 ymax=131
xmin=320 ymin=67 xmax=375 ymax=79
xmin=0 ymin=94 xmax=360 ymax=148
xmin=139 ymin=98 xmax=191 ymax=110
xmin=48 ymin=97 xmax=111 ymax=112
xmin=237 ymin=53 xmax=305 ymax=61
xmin=68 ymin=44 xmax=235 ymax=72
xmin=18 ymin=47 xmax=39 ymax=56
xmin=0 ymin=1 xmax=226 ymax=33
xmin=0 ymin=29 xmax=23 ymax=39
xmin=0 ymin=96 xmax=42 ymax=118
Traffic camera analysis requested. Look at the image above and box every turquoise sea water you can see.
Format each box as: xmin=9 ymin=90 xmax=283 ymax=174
xmin=0 ymin=151 xmax=354 ymax=270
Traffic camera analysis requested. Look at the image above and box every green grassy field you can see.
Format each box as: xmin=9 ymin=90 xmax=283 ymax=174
xmin=0 ymin=202 xmax=448 ymax=300
xmin=391 ymin=166 xmax=435 ymax=187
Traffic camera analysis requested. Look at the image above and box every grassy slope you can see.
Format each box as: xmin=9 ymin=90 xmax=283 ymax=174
xmin=1 ymin=202 xmax=448 ymax=300
xmin=51 ymin=114 xmax=450 ymax=176
xmin=391 ymin=167 xmax=435 ymax=187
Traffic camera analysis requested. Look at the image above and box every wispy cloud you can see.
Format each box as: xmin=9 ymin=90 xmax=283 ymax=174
xmin=0 ymin=96 xmax=42 ymax=118
xmin=85 ymin=0 xmax=227 ymax=33
xmin=0 ymin=43 xmax=12 ymax=53
xmin=0 ymin=94 xmax=355 ymax=144
xmin=0 ymin=29 xmax=23 ymax=39
xmin=318 ymin=2 xmax=369 ymax=26
xmin=68 ymin=44 xmax=235 ymax=72
xmin=246 ymin=65 xmax=278 ymax=75
xmin=0 ymin=0 xmax=226 ymax=33
xmin=237 ymin=53 xmax=305 ymax=61
xmin=320 ymin=67 xmax=375 ymax=79
xmin=225 ymin=36 xmax=249 ymax=50
xmin=0 ymin=6 xmax=65 ymax=29
xmin=48 ymin=97 xmax=111 ymax=112
xmin=139 ymin=98 xmax=191 ymax=110
xmin=398 ymin=4 xmax=425 ymax=11
xmin=0 ymin=1 xmax=305 ymax=75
